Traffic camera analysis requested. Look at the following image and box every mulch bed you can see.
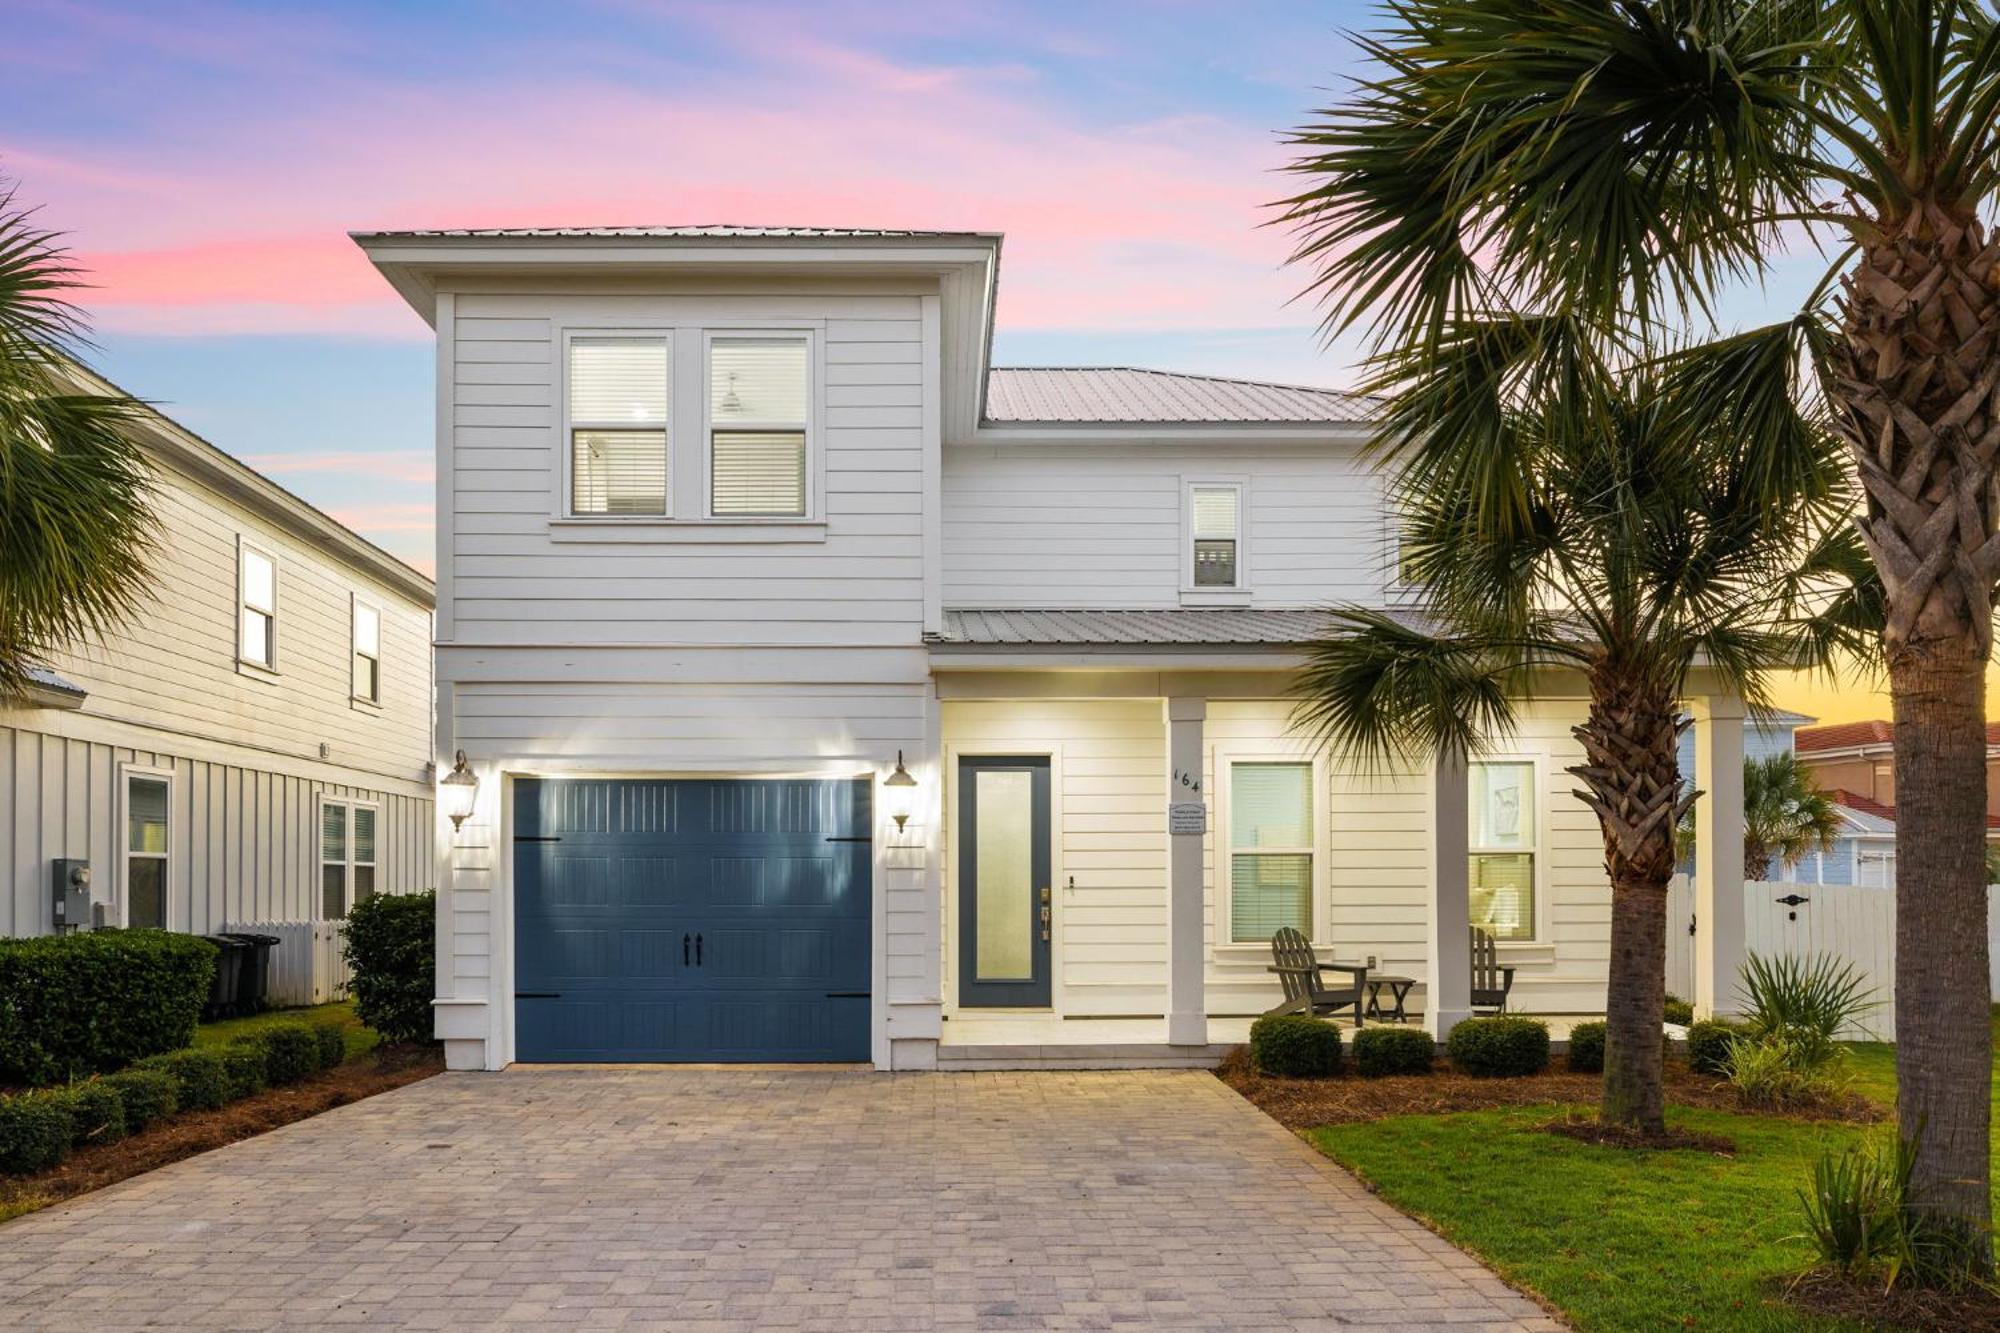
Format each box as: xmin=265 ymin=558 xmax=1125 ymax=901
xmin=0 ymin=1045 xmax=443 ymax=1221
xmin=1215 ymin=1046 xmax=1886 ymax=1130
xmin=1543 ymin=1113 xmax=1738 ymax=1154
xmin=1783 ymin=1267 xmax=2000 ymax=1332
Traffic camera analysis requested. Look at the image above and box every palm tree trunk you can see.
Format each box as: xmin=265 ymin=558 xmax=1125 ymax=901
xmin=1742 ymin=839 xmax=1770 ymax=885
xmin=1889 ymin=638 xmax=1994 ymax=1258
xmin=1835 ymin=200 xmax=1998 ymax=1266
xmin=1571 ymin=663 xmax=1691 ymax=1136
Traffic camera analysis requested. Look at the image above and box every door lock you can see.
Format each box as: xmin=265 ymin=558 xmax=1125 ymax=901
xmin=1039 ymin=885 xmax=1051 ymax=941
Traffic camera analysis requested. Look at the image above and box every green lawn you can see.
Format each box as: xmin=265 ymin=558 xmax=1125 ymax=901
xmin=1304 ymin=1018 xmax=2000 ymax=1332
xmin=193 ymin=1000 xmax=377 ymax=1061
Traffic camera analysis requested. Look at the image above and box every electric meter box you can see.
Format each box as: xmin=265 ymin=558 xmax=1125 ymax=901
xmin=52 ymin=859 xmax=92 ymax=930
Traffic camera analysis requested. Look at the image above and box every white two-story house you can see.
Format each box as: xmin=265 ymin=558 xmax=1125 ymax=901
xmin=358 ymin=226 xmax=1751 ymax=1071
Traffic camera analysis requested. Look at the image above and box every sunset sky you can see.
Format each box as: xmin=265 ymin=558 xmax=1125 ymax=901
xmin=6 ymin=0 xmax=1911 ymax=722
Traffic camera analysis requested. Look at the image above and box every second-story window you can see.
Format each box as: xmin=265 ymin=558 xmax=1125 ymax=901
xmin=569 ymin=337 xmax=669 ymax=516
xmin=1189 ymin=483 xmax=1241 ymax=588
xmin=709 ymin=335 xmax=809 ymax=517
xmin=352 ymin=601 xmax=381 ymax=704
xmin=239 ymin=542 xmax=277 ymax=668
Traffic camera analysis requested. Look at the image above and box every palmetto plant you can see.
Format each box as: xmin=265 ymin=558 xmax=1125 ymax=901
xmin=0 ymin=179 xmax=156 ymax=698
xmin=1279 ymin=0 xmax=2000 ymax=1260
xmin=1289 ymin=315 xmax=1862 ymax=1135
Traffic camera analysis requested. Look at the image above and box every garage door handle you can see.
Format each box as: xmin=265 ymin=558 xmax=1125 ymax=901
xmin=695 ymin=933 xmax=703 ymax=965
xmin=683 ymin=933 xmax=690 ymax=966
xmin=516 ymin=992 xmax=561 ymax=999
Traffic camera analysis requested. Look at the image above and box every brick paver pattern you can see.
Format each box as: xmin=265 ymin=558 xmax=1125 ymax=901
xmin=0 ymin=1068 xmax=1559 ymax=1331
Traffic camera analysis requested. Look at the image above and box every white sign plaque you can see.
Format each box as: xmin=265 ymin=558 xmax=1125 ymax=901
xmin=1168 ymin=802 xmax=1209 ymax=835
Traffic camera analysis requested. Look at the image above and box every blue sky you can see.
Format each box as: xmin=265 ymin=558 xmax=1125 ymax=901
xmin=8 ymin=1 xmax=1828 ymax=574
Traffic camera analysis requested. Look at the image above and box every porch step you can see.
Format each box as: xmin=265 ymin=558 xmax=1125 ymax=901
xmin=935 ymin=1042 xmax=1235 ymax=1072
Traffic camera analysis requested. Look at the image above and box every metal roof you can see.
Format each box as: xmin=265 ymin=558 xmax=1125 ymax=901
xmin=929 ymin=608 xmax=1335 ymax=648
xmin=350 ymin=225 xmax=997 ymax=241
xmin=985 ymin=367 xmax=1377 ymax=425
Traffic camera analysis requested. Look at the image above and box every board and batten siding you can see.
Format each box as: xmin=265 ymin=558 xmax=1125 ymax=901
xmin=940 ymin=441 xmax=1394 ymax=608
xmin=436 ymin=287 xmax=943 ymax=1067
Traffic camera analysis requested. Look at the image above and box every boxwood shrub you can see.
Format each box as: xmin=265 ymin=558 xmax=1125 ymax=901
xmin=136 ymin=1047 xmax=229 ymax=1111
xmin=1567 ymin=1020 xmax=1607 ymax=1073
xmin=1688 ymin=1018 xmax=1752 ymax=1075
xmin=67 ymin=1081 xmax=127 ymax=1148
xmin=218 ymin=1044 xmax=268 ymax=1101
xmin=0 ymin=1089 xmax=76 ymax=1174
xmin=1350 ymin=1025 xmax=1435 ymax=1077
xmin=1248 ymin=1015 xmax=1343 ymax=1078
xmin=312 ymin=1023 xmax=347 ymax=1071
xmin=1446 ymin=1016 xmax=1551 ymax=1078
xmin=1663 ymin=994 xmax=1695 ymax=1027
xmin=250 ymin=1024 xmax=321 ymax=1086
xmin=345 ymin=890 xmax=437 ymax=1045
xmin=102 ymin=1068 xmax=179 ymax=1132
xmin=0 ymin=930 xmax=216 ymax=1086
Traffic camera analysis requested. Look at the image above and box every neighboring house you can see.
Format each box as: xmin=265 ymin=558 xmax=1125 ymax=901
xmin=1 ymin=366 xmax=437 ymax=953
xmin=1793 ymin=719 xmax=2000 ymax=887
xmin=358 ymin=225 xmax=1752 ymax=1071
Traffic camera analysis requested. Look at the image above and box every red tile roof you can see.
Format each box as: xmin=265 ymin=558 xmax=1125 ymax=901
xmin=1826 ymin=787 xmax=2000 ymax=830
xmin=1795 ymin=721 xmax=1894 ymax=753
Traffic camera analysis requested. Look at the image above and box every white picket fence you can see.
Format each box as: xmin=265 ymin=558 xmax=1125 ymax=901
xmin=1664 ymin=877 xmax=2000 ymax=1041
xmin=223 ymin=920 xmax=350 ymax=1007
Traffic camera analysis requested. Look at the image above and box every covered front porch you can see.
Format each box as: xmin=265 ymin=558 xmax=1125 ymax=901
xmin=926 ymin=650 xmax=1750 ymax=1070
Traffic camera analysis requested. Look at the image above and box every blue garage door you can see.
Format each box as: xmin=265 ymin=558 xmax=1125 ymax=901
xmin=513 ymin=777 xmax=871 ymax=1062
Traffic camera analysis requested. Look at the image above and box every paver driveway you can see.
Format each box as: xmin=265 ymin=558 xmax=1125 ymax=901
xmin=0 ymin=1068 xmax=1557 ymax=1331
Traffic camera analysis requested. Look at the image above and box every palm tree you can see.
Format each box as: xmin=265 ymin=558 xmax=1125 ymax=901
xmin=1293 ymin=317 xmax=1862 ymax=1135
xmin=0 ymin=178 xmax=156 ymax=698
xmin=1278 ymin=0 xmax=2000 ymax=1259
xmin=1743 ymin=753 xmax=1846 ymax=881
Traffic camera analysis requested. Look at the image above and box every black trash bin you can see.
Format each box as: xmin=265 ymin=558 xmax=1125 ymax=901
xmin=223 ymin=932 xmax=281 ymax=1014
xmin=199 ymin=934 xmax=248 ymax=1021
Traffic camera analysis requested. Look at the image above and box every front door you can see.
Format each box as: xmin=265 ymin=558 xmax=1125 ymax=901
xmin=957 ymin=756 xmax=1052 ymax=1008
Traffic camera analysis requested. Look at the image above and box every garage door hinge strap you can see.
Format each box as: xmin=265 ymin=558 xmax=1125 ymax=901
xmin=515 ymin=835 xmax=562 ymax=843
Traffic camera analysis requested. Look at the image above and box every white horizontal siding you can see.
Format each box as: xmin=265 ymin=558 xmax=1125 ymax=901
xmin=941 ymin=443 xmax=1393 ymax=608
xmin=0 ymin=722 xmax=431 ymax=937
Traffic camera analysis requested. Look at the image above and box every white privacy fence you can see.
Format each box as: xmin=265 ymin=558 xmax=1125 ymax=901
xmin=224 ymin=920 xmax=350 ymax=1007
xmin=1664 ymin=877 xmax=2000 ymax=1041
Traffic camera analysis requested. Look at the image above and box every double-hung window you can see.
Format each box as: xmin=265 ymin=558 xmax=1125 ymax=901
xmin=708 ymin=335 xmax=809 ymax=517
xmin=1469 ymin=761 xmax=1537 ymax=940
xmin=239 ymin=542 xmax=276 ymax=668
xmin=1229 ymin=761 xmax=1314 ymax=942
xmin=352 ymin=601 xmax=381 ymax=704
xmin=320 ymin=799 xmax=378 ymax=920
xmin=1188 ymin=483 xmax=1242 ymax=588
xmin=568 ymin=337 xmax=670 ymax=516
xmin=125 ymin=771 xmax=170 ymax=929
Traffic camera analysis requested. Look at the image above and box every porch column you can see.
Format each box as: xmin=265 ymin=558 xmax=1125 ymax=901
xmin=1692 ymin=694 xmax=1747 ymax=1019
xmin=1427 ymin=746 xmax=1473 ymax=1039
xmin=1166 ymin=697 xmax=1208 ymax=1046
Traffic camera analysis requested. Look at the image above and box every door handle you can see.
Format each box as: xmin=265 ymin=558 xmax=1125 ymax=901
xmin=695 ymin=932 xmax=703 ymax=966
xmin=1039 ymin=886 xmax=1051 ymax=942
xmin=684 ymin=933 xmax=691 ymax=966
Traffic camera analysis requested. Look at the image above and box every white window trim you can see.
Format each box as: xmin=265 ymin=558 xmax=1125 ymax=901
xmin=1468 ymin=754 xmax=1548 ymax=946
xmin=318 ymin=795 xmax=382 ymax=921
xmin=1180 ymin=476 xmax=1250 ymax=603
xmin=350 ymin=593 xmax=383 ymax=709
xmin=702 ymin=327 xmax=822 ymax=522
xmin=1214 ymin=746 xmax=1328 ymax=948
xmin=560 ymin=329 xmax=674 ymax=521
xmin=118 ymin=763 xmax=175 ymax=930
xmin=235 ymin=535 xmax=280 ymax=677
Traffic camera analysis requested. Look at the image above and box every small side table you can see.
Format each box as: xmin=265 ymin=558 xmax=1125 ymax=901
xmin=1365 ymin=975 xmax=1417 ymax=1023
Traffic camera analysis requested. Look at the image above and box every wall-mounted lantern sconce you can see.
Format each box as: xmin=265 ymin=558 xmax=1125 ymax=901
xmin=440 ymin=750 xmax=479 ymax=832
xmin=884 ymin=749 xmax=918 ymax=831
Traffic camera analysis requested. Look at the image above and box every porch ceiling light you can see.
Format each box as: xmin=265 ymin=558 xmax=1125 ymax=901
xmin=885 ymin=750 xmax=918 ymax=830
xmin=441 ymin=750 xmax=479 ymax=832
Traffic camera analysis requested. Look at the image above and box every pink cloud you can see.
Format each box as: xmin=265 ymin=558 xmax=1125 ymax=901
xmin=326 ymin=501 xmax=434 ymax=534
xmin=242 ymin=451 xmax=434 ymax=484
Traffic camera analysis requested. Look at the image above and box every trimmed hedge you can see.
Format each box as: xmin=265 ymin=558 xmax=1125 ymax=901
xmin=218 ymin=1044 xmax=268 ymax=1101
xmin=1350 ymin=1025 xmax=1435 ymax=1078
xmin=0 ymin=1090 xmax=75 ymax=1174
xmin=102 ymin=1068 xmax=179 ymax=1132
xmin=345 ymin=891 xmax=436 ymax=1045
xmin=1249 ymin=1015 xmax=1343 ymax=1078
xmin=312 ymin=1023 xmax=347 ymax=1071
xmin=136 ymin=1047 xmax=229 ymax=1112
xmin=249 ymin=1024 xmax=321 ymax=1086
xmin=0 ymin=930 xmax=216 ymax=1086
xmin=1663 ymin=994 xmax=1695 ymax=1027
xmin=68 ymin=1081 xmax=126 ymax=1148
xmin=1446 ymin=1016 xmax=1551 ymax=1078
xmin=1688 ymin=1018 xmax=1752 ymax=1075
xmin=1567 ymin=1021 xmax=1607 ymax=1073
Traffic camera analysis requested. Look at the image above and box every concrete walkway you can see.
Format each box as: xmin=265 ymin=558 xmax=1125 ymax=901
xmin=0 ymin=1069 xmax=1558 ymax=1331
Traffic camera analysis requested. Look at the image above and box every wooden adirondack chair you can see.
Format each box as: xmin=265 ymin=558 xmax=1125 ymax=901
xmin=1470 ymin=926 xmax=1516 ymax=1014
xmin=1264 ymin=927 xmax=1368 ymax=1026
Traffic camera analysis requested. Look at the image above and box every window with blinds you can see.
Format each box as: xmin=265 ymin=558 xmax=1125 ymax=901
xmin=568 ymin=338 xmax=669 ymax=516
xmin=1189 ymin=483 xmax=1241 ymax=587
xmin=239 ymin=544 xmax=276 ymax=667
xmin=320 ymin=799 xmax=379 ymax=920
xmin=1469 ymin=761 xmax=1537 ymax=940
xmin=710 ymin=336 xmax=808 ymax=517
xmin=1230 ymin=761 xmax=1314 ymax=942
xmin=352 ymin=601 xmax=380 ymax=703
